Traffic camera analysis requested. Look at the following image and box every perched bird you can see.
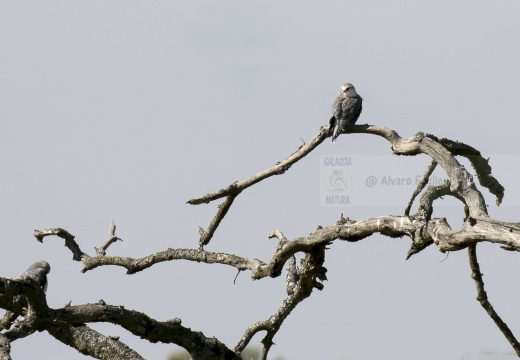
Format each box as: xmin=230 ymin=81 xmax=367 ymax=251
xmin=21 ymin=261 xmax=51 ymax=293
xmin=329 ymin=83 xmax=363 ymax=143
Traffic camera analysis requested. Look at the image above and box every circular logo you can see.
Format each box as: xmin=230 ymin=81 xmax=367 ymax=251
xmin=323 ymin=169 xmax=353 ymax=193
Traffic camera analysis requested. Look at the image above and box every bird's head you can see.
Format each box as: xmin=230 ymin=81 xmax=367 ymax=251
xmin=341 ymin=83 xmax=358 ymax=96
xmin=26 ymin=261 xmax=51 ymax=274
xmin=21 ymin=261 xmax=51 ymax=293
xmin=39 ymin=261 xmax=51 ymax=274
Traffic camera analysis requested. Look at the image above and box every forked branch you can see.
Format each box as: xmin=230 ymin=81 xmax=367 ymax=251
xmin=19 ymin=123 xmax=516 ymax=358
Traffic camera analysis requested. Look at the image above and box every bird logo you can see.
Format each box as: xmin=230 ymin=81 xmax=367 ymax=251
xmin=323 ymin=169 xmax=353 ymax=193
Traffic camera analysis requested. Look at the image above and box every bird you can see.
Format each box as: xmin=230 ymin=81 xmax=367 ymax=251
xmin=329 ymin=83 xmax=363 ymax=143
xmin=21 ymin=261 xmax=51 ymax=293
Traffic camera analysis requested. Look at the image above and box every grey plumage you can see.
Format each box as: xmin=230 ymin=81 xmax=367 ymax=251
xmin=21 ymin=261 xmax=51 ymax=293
xmin=329 ymin=83 xmax=363 ymax=143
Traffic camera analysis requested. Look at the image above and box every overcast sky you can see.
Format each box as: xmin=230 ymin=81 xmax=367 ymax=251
xmin=2 ymin=2 xmax=520 ymax=359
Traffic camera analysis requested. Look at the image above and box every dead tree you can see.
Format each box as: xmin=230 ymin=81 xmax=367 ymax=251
xmin=1 ymin=123 xmax=518 ymax=359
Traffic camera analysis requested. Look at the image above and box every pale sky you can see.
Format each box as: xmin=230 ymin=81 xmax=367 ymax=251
xmin=2 ymin=2 xmax=520 ymax=359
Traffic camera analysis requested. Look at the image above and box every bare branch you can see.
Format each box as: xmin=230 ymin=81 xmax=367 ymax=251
xmin=95 ymin=220 xmax=122 ymax=256
xmin=33 ymin=228 xmax=86 ymax=261
xmin=0 ymin=334 xmax=11 ymax=360
xmin=82 ymin=248 xmax=267 ymax=275
xmin=53 ymin=303 xmax=241 ymax=360
xmin=0 ymin=312 xmax=18 ymax=331
xmin=468 ymin=245 xmax=520 ymax=355
xmin=31 ymin=227 xmax=269 ymax=277
xmin=1 ymin=274 xmax=241 ymax=359
xmin=405 ymin=159 xmax=437 ymax=216
xmin=235 ymin=245 xmax=327 ymax=358
xmin=48 ymin=324 xmax=145 ymax=360
xmin=187 ymin=126 xmax=329 ymax=205
xmin=35 ymin=205 xmax=520 ymax=283
xmin=25 ymin=124 xmax=516 ymax=358
xmin=199 ymin=194 xmax=239 ymax=248
xmin=438 ymin=138 xmax=505 ymax=205
xmin=285 ymin=255 xmax=298 ymax=295
xmin=191 ymin=125 xmax=491 ymax=222
xmin=416 ymin=181 xmax=455 ymax=221
xmin=268 ymin=230 xmax=288 ymax=242
xmin=0 ymin=277 xmax=49 ymax=320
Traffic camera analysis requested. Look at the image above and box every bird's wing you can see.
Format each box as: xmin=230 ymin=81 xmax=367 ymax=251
xmin=341 ymin=95 xmax=362 ymax=126
xmin=328 ymin=115 xmax=337 ymax=137
xmin=332 ymin=93 xmax=346 ymax=120
xmin=22 ymin=268 xmax=47 ymax=292
xmin=329 ymin=94 xmax=346 ymax=137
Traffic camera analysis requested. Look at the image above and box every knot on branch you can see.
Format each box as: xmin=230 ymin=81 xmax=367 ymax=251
xmin=275 ymin=164 xmax=292 ymax=174
xmin=412 ymin=132 xmax=426 ymax=141
xmin=336 ymin=213 xmax=356 ymax=225
xmin=165 ymin=318 xmax=182 ymax=325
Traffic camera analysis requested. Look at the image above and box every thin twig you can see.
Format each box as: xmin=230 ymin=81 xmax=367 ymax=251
xmin=405 ymin=159 xmax=437 ymax=216
xmin=468 ymin=245 xmax=520 ymax=356
xmin=187 ymin=126 xmax=329 ymax=205
xmin=199 ymin=194 xmax=239 ymax=248
xmin=33 ymin=228 xmax=85 ymax=261
xmin=96 ymin=220 xmax=122 ymax=256
xmin=235 ymin=245 xmax=327 ymax=358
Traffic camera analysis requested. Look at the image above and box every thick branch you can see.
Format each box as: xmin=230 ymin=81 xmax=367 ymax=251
xmin=0 ymin=312 xmax=18 ymax=331
xmin=438 ymin=138 xmax=505 ymax=205
xmin=52 ymin=303 xmax=241 ymax=360
xmin=48 ymin=324 xmax=145 ymax=360
xmin=1 ymin=311 xmax=47 ymax=343
xmin=0 ymin=335 xmax=11 ymax=360
xmin=0 ymin=277 xmax=49 ymax=319
xmin=348 ymin=126 xmax=489 ymax=218
xmin=1 ymin=275 xmax=241 ymax=360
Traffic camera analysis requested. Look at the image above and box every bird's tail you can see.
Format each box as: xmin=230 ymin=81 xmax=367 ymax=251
xmin=331 ymin=125 xmax=341 ymax=143
xmin=329 ymin=116 xmax=340 ymax=143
